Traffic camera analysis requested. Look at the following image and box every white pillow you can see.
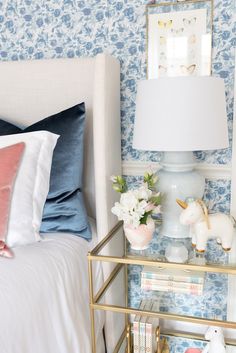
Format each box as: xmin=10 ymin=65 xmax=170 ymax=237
xmin=0 ymin=131 xmax=59 ymax=247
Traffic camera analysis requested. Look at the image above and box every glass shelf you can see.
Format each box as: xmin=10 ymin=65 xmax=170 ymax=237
xmin=127 ymin=224 xmax=230 ymax=267
xmin=96 ymin=260 xmax=229 ymax=324
xmin=90 ymin=221 xmax=236 ymax=275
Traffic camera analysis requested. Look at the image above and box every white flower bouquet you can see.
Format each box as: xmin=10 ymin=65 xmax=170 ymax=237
xmin=111 ymin=172 xmax=161 ymax=228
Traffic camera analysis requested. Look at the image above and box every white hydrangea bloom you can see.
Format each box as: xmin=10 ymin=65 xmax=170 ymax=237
xmin=128 ymin=212 xmax=140 ymax=228
xmin=111 ymin=202 xmax=124 ymax=220
xmin=135 ymin=200 xmax=148 ymax=218
xmin=134 ymin=184 xmax=152 ymax=201
xmin=120 ymin=191 xmax=138 ymax=210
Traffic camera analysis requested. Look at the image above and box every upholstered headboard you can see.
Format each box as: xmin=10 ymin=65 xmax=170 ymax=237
xmin=0 ymin=53 xmax=121 ymax=242
xmin=0 ymin=53 xmax=122 ymax=353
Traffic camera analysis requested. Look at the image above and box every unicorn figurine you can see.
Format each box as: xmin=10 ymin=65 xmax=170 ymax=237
xmin=176 ymin=199 xmax=235 ymax=252
xmin=202 ymin=326 xmax=226 ymax=353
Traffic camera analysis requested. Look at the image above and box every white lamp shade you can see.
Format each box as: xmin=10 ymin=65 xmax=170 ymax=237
xmin=133 ymin=76 xmax=229 ymax=151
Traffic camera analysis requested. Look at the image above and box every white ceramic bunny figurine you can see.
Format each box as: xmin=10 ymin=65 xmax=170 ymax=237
xmin=202 ymin=326 xmax=226 ymax=353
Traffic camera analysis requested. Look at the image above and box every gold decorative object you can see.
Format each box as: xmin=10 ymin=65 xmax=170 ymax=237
xmin=160 ymin=338 xmax=170 ymax=353
xmin=176 ymin=199 xmax=188 ymax=209
xmin=156 ymin=326 xmax=161 ymax=352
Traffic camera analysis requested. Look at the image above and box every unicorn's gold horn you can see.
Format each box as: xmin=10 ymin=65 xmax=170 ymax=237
xmin=176 ymin=199 xmax=188 ymax=209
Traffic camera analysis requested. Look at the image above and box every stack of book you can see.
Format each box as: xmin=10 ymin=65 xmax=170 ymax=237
xmin=133 ymin=299 xmax=160 ymax=353
xmin=141 ymin=266 xmax=205 ymax=295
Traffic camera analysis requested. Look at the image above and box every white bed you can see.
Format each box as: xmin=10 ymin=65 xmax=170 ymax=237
xmin=0 ymin=54 xmax=122 ymax=353
xmin=0 ymin=226 xmax=104 ymax=353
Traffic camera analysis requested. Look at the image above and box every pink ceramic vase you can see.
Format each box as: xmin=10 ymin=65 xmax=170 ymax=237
xmin=124 ymin=218 xmax=155 ymax=250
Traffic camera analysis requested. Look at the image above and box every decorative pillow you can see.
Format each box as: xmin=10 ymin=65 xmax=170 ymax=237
xmin=0 ymin=131 xmax=59 ymax=247
xmin=0 ymin=103 xmax=92 ymax=241
xmin=0 ymin=119 xmax=21 ymax=135
xmin=0 ymin=142 xmax=25 ymax=257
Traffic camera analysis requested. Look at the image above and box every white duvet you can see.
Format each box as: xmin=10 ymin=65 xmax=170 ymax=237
xmin=0 ymin=233 xmax=105 ymax=353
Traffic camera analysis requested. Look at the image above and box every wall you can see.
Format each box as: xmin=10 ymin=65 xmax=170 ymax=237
xmin=0 ymin=0 xmax=235 ymax=351
xmin=0 ymin=1 xmax=234 ymax=160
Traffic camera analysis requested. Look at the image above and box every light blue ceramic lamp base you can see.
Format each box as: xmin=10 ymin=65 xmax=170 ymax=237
xmin=157 ymin=151 xmax=205 ymax=239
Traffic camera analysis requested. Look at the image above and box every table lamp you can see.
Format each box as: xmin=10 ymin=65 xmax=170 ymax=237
xmin=133 ymin=76 xmax=228 ymax=240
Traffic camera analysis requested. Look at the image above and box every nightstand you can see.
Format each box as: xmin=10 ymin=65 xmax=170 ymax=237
xmin=88 ymin=221 xmax=236 ymax=353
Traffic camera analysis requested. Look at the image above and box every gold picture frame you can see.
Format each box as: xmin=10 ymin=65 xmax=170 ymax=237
xmin=146 ymin=0 xmax=213 ymax=79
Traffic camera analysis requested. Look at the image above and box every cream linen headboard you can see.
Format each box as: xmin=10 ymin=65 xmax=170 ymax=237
xmin=0 ymin=53 xmax=122 ymax=352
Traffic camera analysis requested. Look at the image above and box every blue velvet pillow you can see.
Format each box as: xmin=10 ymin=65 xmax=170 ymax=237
xmin=0 ymin=103 xmax=91 ymax=240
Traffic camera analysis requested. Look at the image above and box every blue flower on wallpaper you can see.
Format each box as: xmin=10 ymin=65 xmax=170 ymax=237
xmin=96 ymin=11 xmax=104 ymax=21
xmin=115 ymin=2 xmax=123 ymax=11
xmin=83 ymin=8 xmax=91 ymax=16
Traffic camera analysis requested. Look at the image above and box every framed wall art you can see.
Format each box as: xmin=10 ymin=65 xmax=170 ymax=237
xmin=146 ymin=0 xmax=213 ymax=79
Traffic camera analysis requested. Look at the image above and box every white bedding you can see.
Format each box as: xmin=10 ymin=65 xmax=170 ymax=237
xmin=0 ymin=230 xmax=105 ymax=353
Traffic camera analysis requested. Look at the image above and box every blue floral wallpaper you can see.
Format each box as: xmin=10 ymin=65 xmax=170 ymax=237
xmin=0 ymin=0 xmax=234 ymax=163
xmin=0 ymin=1 xmax=234 ymax=352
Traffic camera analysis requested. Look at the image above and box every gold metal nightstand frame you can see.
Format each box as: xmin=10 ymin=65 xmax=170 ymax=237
xmin=88 ymin=222 xmax=236 ymax=353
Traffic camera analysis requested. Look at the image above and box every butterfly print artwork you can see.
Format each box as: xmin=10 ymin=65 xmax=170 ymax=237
xmin=183 ymin=17 xmax=197 ymax=26
xmin=158 ymin=65 xmax=176 ymax=76
xmin=158 ymin=65 xmax=167 ymax=74
xmin=170 ymin=27 xmax=184 ymax=35
xmin=147 ymin=5 xmax=211 ymax=79
xmin=158 ymin=20 xmax=173 ymax=29
xmin=180 ymin=64 xmax=196 ymax=75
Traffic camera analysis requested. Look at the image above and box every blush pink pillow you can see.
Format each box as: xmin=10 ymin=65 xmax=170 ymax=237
xmin=185 ymin=349 xmax=202 ymax=353
xmin=0 ymin=142 xmax=25 ymax=258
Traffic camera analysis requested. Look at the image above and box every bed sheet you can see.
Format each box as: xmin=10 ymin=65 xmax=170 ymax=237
xmin=0 ymin=224 xmax=105 ymax=353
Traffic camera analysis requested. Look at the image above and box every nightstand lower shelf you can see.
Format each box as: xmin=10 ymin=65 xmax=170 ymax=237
xmin=114 ymin=324 xmax=236 ymax=353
